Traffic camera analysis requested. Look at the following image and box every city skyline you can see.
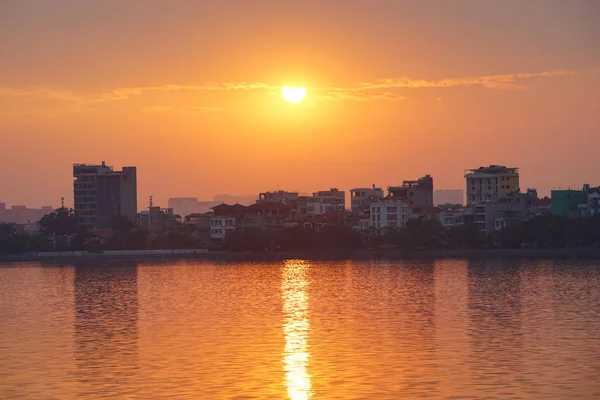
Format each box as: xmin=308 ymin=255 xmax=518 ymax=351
xmin=1 ymin=1 xmax=599 ymax=208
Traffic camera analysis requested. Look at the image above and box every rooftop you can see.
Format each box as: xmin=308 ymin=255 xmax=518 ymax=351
xmin=465 ymin=165 xmax=519 ymax=175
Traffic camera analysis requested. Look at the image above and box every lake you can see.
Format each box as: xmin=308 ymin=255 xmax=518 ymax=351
xmin=1 ymin=259 xmax=599 ymax=399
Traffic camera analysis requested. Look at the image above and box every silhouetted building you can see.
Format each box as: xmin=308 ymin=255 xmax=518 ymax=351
xmin=0 ymin=203 xmax=53 ymax=224
xmin=73 ymin=161 xmax=137 ymax=229
xmin=168 ymin=197 xmax=220 ymax=218
xmin=139 ymin=207 xmax=180 ymax=232
xmin=388 ymin=174 xmax=434 ymax=208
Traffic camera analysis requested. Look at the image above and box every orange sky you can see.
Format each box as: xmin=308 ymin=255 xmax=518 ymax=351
xmin=1 ymin=1 xmax=599 ymax=208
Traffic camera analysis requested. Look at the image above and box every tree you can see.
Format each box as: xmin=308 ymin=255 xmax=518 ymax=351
xmin=0 ymin=223 xmax=44 ymax=254
xmin=109 ymin=214 xmax=136 ymax=233
xmin=39 ymin=207 xmax=80 ymax=236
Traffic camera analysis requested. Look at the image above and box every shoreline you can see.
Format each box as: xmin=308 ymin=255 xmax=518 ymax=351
xmin=2 ymin=248 xmax=600 ymax=263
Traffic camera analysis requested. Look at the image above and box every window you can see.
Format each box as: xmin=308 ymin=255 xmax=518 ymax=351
xmin=377 ymin=214 xmax=381 ymax=221
xmin=387 ymin=206 xmax=397 ymax=212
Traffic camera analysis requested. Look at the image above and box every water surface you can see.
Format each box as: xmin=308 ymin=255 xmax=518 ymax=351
xmin=1 ymin=259 xmax=599 ymax=399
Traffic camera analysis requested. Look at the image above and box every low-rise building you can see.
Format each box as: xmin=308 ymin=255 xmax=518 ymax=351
xmin=576 ymin=186 xmax=600 ymax=217
xmin=209 ymin=204 xmax=246 ymax=239
xmin=410 ymin=206 xmax=442 ymax=222
xmin=587 ymin=188 xmax=600 ymax=216
xmin=438 ymin=205 xmax=465 ymax=228
xmin=139 ymin=207 xmax=180 ymax=232
xmin=350 ymin=185 xmax=384 ymax=216
xmin=257 ymin=190 xmax=299 ymax=204
xmin=551 ymin=185 xmax=589 ymax=218
xmin=310 ymin=188 xmax=345 ymax=214
xmin=529 ymin=198 xmax=552 ymax=217
xmin=485 ymin=191 xmax=536 ymax=234
xmin=369 ymin=197 xmax=410 ymax=231
xmin=183 ymin=213 xmax=211 ymax=229
xmin=388 ymin=175 xmax=434 ymax=208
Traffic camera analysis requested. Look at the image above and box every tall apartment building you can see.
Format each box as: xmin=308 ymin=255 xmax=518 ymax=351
xmin=350 ymin=185 xmax=384 ymax=216
xmin=388 ymin=174 xmax=434 ymax=208
xmin=73 ymin=161 xmax=137 ymax=229
xmin=465 ymin=165 xmax=519 ymax=205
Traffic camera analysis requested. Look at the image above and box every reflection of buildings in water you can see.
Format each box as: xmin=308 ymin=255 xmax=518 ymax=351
xmin=466 ymin=259 xmax=523 ymax=393
xmin=282 ymin=260 xmax=313 ymax=400
xmin=434 ymin=260 xmax=470 ymax=395
xmin=74 ymin=261 xmax=139 ymax=396
xmin=378 ymin=261 xmax=437 ymax=395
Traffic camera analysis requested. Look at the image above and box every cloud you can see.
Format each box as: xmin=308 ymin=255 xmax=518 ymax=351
xmin=348 ymin=69 xmax=574 ymax=91
xmin=141 ymin=105 xmax=223 ymax=114
xmin=0 ymin=69 xmax=576 ymax=115
xmin=317 ymin=91 xmax=406 ymax=102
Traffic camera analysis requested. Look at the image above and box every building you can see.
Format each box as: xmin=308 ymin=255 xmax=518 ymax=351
xmin=485 ymin=191 xmax=536 ymax=234
xmin=168 ymin=198 xmax=220 ymax=218
xmin=246 ymin=202 xmax=293 ymax=228
xmin=464 ymin=190 xmax=535 ymax=234
xmin=0 ymin=203 xmax=54 ymax=224
xmin=438 ymin=205 xmax=465 ymax=228
xmin=388 ymin=175 xmax=433 ymax=208
xmin=369 ymin=197 xmax=410 ymax=231
xmin=139 ymin=207 xmax=180 ymax=232
xmin=465 ymin=165 xmax=519 ymax=205
xmin=183 ymin=213 xmax=211 ymax=229
xmin=209 ymin=204 xmax=246 ymax=239
xmin=257 ymin=190 xmax=299 ymax=204
xmin=434 ymin=189 xmax=464 ymax=206
xmin=574 ymin=186 xmax=600 ymax=217
xmin=587 ymin=188 xmax=600 ymax=216
xmin=309 ymin=188 xmax=346 ymax=214
xmin=529 ymin=198 xmax=552 ymax=217
xmin=350 ymin=185 xmax=384 ymax=216
xmin=410 ymin=206 xmax=442 ymax=222
xmin=73 ymin=161 xmax=137 ymax=229
xmin=551 ymin=185 xmax=589 ymax=218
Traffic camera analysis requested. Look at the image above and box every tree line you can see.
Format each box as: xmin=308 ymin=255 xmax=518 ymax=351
xmin=2 ymin=207 xmax=600 ymax=255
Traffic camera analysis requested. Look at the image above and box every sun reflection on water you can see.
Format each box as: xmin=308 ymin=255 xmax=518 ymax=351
xmin=282 ymin=260 xmax=313 ymax=400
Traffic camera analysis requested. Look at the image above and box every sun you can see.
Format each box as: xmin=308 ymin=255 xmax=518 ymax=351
xmin=282 ymin=87 xmax=306 ymax=103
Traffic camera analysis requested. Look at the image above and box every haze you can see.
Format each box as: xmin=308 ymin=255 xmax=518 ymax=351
xmin=1 ymin=0 xmax=599 ymax=208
